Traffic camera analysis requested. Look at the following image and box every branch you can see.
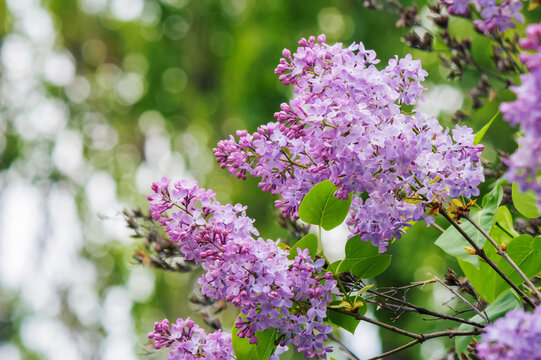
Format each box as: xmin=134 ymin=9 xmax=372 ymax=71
xmin=330 ymin=309 xmax=423 ymax=340
xmin=328 ymin=333 xmax=361 ymax=360
xmin=329 ymin=308 xmax=482 ymax=359
xmin=464 ymin=213 xmax=541 ymax=303
xmin=440 ymin=208 xmax=536 ymax=308
xmin=367 ymin=340 xmax=420 ymax=360
xmin=433 ymin=275 xmax=489 ymax=322
xmin=366 ymin=289 xmax=485 ymax=328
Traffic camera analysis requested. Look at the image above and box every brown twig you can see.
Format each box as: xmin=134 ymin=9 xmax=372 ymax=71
xmin=368 ymin=340 xmax=420 ymax=360
xmin=328 ymin=333 xmax=361 ymax=360
xmin=433 ymin=275 xmax=490 ymax=322
xmin=440 ymin=208 xmax=536 ymax=308
xmin=366 ymin=289 xmax=485 ymax=328
xmin=330 ymin=308 xmax=482 ymax=359
xmin=464 ymin=213 xmax=541 ymax=303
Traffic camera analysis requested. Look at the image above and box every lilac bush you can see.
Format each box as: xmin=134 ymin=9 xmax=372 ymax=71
xmin=476 ymin=306 xmax=541 ymax=360
xmin=500 ymin=23 xmax=541 ymax=210
xmin=141 ymin=15 xmax=541 ymax=359
xmin=148 ymin=317 xmax=234 ymax=359
xmin=148 ymin=178 xmax=335 ymax=359
xmin=442 ymin=0 xmax=525 ymax=33
xmin=214 ymin=35 xmax=484 ymax=251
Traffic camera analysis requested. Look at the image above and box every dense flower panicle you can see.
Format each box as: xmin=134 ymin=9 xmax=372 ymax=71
xmin=148 ymin=317 xmax=234 ymax=360
xmin=476 ymin=306 xmax=541 ymax=360
xmin=148 ymin=179 xmax=336 ymax=359
xmin=214 ymin=35 xmax=484 ymax=252
xmin=442 ymin=0 xmax=524 ymax=33
xmin=500 ymin=23 xmax=541 ymax=210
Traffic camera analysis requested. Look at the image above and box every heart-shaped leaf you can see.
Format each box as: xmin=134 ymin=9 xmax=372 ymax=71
xmin=299 ymin=180 xmax=352 ymax=231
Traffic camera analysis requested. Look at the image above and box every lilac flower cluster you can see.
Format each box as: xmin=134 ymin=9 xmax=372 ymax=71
xmin=476 ymin=306 xmax=541 ymax=360
xmin=500 ymin=23 xmax=541 ymax=210
xmin=148 ymin=178 xmax=336 ymax=359
xmin=148 ymin=317 xmax=234 ymax=360
xmin=442 ymin=0 xmax=525 ymax=33
xmin=214 ymin=35 xmax=484 ymax=251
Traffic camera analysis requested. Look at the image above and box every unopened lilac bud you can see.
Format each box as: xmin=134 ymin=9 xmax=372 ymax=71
xmin=282 ymin=48 xmax=291 ymax=58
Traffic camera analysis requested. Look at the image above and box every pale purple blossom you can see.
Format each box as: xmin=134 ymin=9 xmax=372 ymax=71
xmin=476 ymin=306 xmax=541 ymax=360
xmin=214 ymin=35 xmax=484 ymax=252
xmin=442 ymin=0 xmax=525 ymax=33
xmin=148 ymin=317 xmax=234 ymax=360
xmin=500 ymin=23 xmax=541 ymax=210
xmin=148 ymin=179 xmax=336 ymax=359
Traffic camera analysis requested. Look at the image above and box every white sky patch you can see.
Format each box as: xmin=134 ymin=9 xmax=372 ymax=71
xmin=339 ymin=311 xmax=382 ymax=359
xmin=66 ymin=76 xmax=91 ymax=103
xmin=79 ymin=0 xmax=108 ymax=14
xmin=100 ymin=287 xmax=137 ymax=360
xmin=0 ymin=182 xmax=42 ymax=290
xmin=127 ymin=266 xmax=155 ymax=302
xmin=0 ymin=343 xmax=21 ymax=360
xmin=110 ymin=0 xmax=144 ymax=21
xmin=418 ymin=84 xmax=464 ymax=117
xmin=116 ymin=72 xmax=145 ymax=105
xmin=43 ymin=52 xmax=76 ymax=87
xmin=28 ymin=98 xmax=68 ymax=137
xmin=68 ymin=283 xmax=101 ymax=327
xmin=20 ymin=316 xmax=84 ymax=360
xmin=86 ymin=171 xmax=118 ymax=214
xmin=421 ymin=338 xmax=446 ymax=359
xmin=53 ymin=129 xmax=84 ymax=176
xmin=1 ymin=35 xmax=34 ymax=79
xmin=321 ymin=223 xmax=350 ymax=262
xmin=21 ymin=7 xmax=55 ymax=43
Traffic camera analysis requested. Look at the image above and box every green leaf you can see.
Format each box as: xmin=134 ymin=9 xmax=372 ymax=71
xmin=495 ymin=206 xmax=520 ymax=238
xmin=482 ymin=180 xmax=504 ymax=210
xmin=512 ymin=183 xmax=541 ymax=219
xmin=356 ymin=284 xmax=374 ymax=296
xmin=455 ymin=291 xmax=521 ymax=356
xmin=336 ymin=235 xmax=379 ymax=273
xmin=288 ymin=233 xmax=318 ymax=260
xmin=506 ymin=235 xmax=541 ymax=281
xmin=232 ymin=316 xmax=277 ymax=360
xmin=327 ymin=299 xmax=365 ymax=334
xmin=298 ymin=180 xmax=352 ymax=231
xmin=350 ymin=255 xmax=392 ymax=279
xmin=459 ymin=234 xmax=540 ymax=302
xmin=458 ymin=253 xmax=506 ymax=302
xmin=474 ymin=111 xmax=499 ymax=145
xmin=435 ymin=209 xmax=494 ymax=267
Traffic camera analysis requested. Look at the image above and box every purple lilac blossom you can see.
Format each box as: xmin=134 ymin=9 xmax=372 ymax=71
xmin=442 ymin=0 xmax=524 ymax=33
xmin=148 ymin=178 xmax=336 ymax=359
xmin=148 ymin=317 xmax=234 ymax=360
xmin=214 ymin=35 xmax=484 ymax=252
xmin=476 ymin=306 xmax=541 ymax=360
xmin=500 ymin=23 xmax=541 ymax=210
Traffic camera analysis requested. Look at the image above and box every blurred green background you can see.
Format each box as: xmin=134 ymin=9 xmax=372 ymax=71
xmin=0 ymin=0 xmax=533 ymax=359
